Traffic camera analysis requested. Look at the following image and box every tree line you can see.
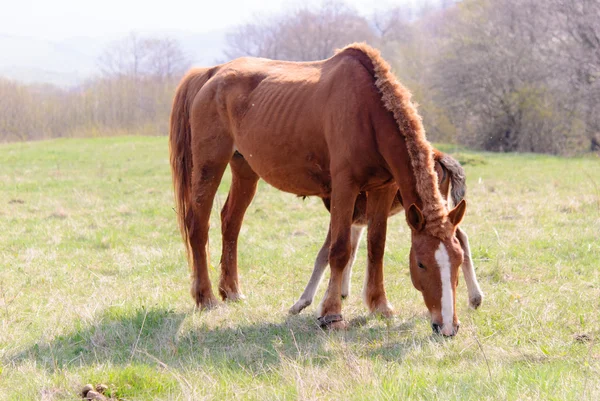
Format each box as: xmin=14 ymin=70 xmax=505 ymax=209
xmin=1 ymin=0 xmax=598 ymax=154
xmin=0 ymin=33 xmax=189 ymax=141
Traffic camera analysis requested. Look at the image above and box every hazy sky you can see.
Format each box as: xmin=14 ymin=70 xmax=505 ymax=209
xmin=0 ymin=0 xmax=410 ymax=40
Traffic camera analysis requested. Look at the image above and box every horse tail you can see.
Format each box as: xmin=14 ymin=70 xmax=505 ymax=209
xmin=437 ymin=152 xmax=467 ymax=207
xmin=169 ymin=67 xmax=216 ymax=260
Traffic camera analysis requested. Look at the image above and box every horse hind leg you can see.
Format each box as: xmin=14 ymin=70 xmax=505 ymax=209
xmin=289 ymin=227 xmax=331 ymax=315
xmin=455 ymin=227 xmax=483 ymax=309
xmin=362 ymin=187 xmax=397 ymax=317
xmin=218 ymin=152 xmax=259 ymax=301
xmin=188 ymin=128 xmax=233 ymax=309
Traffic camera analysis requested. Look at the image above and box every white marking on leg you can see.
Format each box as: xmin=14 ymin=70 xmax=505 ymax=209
xmin=435 ymin=243 xmax=454 ymax=336
xmin=343 ymin=225 xmax=363 ymax=298
xmin=456 ymin=227 xmax=483 ymax=308
xmin=290 ymin=229 xmax=332 ymax=315
xmin=316 ymin=289 xmax=326 ymax=317
xmin=294 ymin=242 xmax=328 ymax=311
xmin=362 ymin=252 xmax=369 ymax=306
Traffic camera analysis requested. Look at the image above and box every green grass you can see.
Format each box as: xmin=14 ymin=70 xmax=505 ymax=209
xmin=1 ymin=136 xmax=599 ymax=400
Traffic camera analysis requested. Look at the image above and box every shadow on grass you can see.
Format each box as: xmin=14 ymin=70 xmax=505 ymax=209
xmin=7 ymin=305 xmax=432 ymax=374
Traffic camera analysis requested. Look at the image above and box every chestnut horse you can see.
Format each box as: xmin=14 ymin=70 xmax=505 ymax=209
xmin=170 ymin=43 xmax=467 ymax=336
xmin=289 ymin=150 xmax=484 ymax=322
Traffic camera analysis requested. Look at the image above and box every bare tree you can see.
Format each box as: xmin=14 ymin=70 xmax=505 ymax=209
xmin=280 ymin=1 xmax=375 ymax=60
xmin=224 ymin=19 xmax=285 ymax=60
xmin=143 ymin=37 xmax=191 ymax=80
xmin=224 ymin=0 xmax=374 ymax=62
xmin=372 ymin=6 xmax=413 ymax=44
xmin=98 ymin=33 xmax=148 ymax=79
xmin=429 ymin=0 xmax=589 ymax=153
xmin=543 ymin=0 xmax=600 ymax=150
xmin=95 ymin=34 xmax=190 ymax=132
xmin=98 ymin=33 xmax=190 ymax=80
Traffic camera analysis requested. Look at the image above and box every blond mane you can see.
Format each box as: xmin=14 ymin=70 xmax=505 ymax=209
xmin=339 ymin=43 xmax=451 ymax=238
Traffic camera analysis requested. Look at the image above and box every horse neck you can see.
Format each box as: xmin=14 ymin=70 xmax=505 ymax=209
xmin=374 ymin=117 xmax=422 ymax=210
xmin=373 ymin=113 xmax=453 ymax=239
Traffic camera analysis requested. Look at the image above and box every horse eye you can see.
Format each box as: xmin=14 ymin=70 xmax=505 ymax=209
xmin=418 ymin=262 xmax=425 ymax=269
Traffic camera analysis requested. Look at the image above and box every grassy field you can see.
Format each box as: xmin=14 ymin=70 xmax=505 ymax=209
xmin=1 ymin=136 xmax=599 ymax=400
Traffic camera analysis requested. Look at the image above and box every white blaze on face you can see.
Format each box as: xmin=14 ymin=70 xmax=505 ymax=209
xmin=435 ymin=242 xmax=454 ymax=335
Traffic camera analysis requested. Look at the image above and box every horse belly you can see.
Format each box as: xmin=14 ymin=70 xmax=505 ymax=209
xmin=238 ymin=146 xmax=331 ymax=197
xmin=226 ymin=78 xmax=331 ymax=196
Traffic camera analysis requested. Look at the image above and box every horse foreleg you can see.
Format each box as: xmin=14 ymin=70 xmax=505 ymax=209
xmin=456 ymin=227 xmax=483 ymax=309
xmin=362 ymin=187 xmax=397 ymax=317
xmin=341 ymin=225 xmax=364 ymax=299
xmin=219 ymin=154 xmax=259 ymax=301
xmin=317 ymin=184 xmax=359 ymax=329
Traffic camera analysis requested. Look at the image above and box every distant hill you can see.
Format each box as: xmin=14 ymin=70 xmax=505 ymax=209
xmin=0 ymin=30 xmax=227 ymax=87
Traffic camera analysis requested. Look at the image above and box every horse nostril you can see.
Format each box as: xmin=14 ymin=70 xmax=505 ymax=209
xmin=431 ymin=323 xmax=441 ymax=334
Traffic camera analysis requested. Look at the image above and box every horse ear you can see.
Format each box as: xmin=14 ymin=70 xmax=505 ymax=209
xmin=407 ymin=204 xmax=425 ymax=232
xmin=448 ymin=199 xmax=467 ymax=227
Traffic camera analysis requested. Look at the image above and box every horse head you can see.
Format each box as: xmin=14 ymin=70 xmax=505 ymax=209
xmin=407 ymin=199 xmax=467 ymax=337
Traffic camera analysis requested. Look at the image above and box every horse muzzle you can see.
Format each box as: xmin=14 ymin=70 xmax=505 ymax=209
xmin=432 ymin=322 xmax=460 ymax=337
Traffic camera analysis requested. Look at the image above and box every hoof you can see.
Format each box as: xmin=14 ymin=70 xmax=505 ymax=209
xmin=368 ymin=299 xmax=394 ymax=318
xmin=317 ymin=314 xmax=347 ymax=330
xmin=192 ymin=292 xmax=220 ymax=310
xmin=469 ymin=293 xmax=483 ymax=309
xmin=341 ymin=293 xmax=349 ymax=300
xmin=191 ymin=280 xmax=219 ymax=309
xmin=198 ymin=298 xmax=220 ymax=310
xmin=289 ymin=299 xmax=311 ymax=315
xmin=223 ymin=292 xmax=246 ymax=302
xmin=327 ymin=320 xmax=348 ymax=330
xmin=218 ymin=283 xmax=245 ymax=302
xmin=373 ymin=304 xmax=395 ymax=318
